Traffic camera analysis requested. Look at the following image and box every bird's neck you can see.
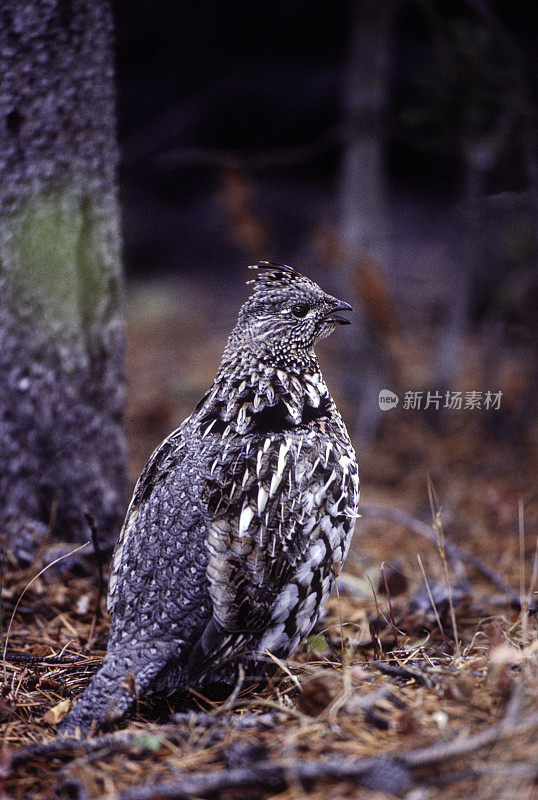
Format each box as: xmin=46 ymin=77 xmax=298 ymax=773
xmin=200 ymin=353 xmax=331 ymax=435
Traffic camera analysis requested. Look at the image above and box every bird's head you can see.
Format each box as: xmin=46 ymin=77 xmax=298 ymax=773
xmin=223 ymin=262 xmax=352 ymax=372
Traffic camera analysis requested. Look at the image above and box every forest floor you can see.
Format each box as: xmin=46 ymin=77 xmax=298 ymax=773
xmin=2 ymin=278 xmax=537 ymax=800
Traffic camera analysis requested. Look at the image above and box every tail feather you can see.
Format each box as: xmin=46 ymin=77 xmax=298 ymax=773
xmin=58 ymin=649 xmax=170 ymax=735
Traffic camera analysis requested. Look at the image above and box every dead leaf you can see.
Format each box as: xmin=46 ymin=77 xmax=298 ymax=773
xmin=43 ymin=698 xmax=71 ymax=725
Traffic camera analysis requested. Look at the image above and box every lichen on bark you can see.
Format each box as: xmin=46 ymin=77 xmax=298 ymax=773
xmin=0 ymin=1 xmax=127 ymax=551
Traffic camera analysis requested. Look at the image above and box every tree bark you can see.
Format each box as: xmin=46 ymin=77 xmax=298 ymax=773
xmin=0 ymin=1 xmax=127 ymax=551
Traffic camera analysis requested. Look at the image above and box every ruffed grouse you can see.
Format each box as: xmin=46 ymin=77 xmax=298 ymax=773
xmin=60 ymin=263 xmax=360 ymax=733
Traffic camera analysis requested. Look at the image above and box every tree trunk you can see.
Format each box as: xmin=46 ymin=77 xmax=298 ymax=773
xmin=334 ymin=0 xmax=393 ymax=442
xmin=0 ymin=1 xmax=127 ymax=552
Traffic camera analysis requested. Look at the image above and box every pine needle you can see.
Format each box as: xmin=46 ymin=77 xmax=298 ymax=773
xmin=2 ymin=541 xmax=89 ymax=682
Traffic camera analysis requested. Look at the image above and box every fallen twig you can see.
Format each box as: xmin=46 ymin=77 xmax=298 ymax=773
xmin=9 ymin=712 xmax=279 ymax=768
xmin=171 ymin=710 xmax=279 ymax=729
xmin=370 ymin=659 xmax=434 ymax=688
xmin=404 ymin=710 xmax=538 ymax=768
xmin=3 ymin=651 xmax=97 ymax=666
xmin=9 ymin=731 xmax=140 ymax=767
xmin=86 ymin=710 xmax=538 ymax=800
xmin=102 ymin=755 xmax=410 ymax=799
xmin=359 ymin=504 xmax=536 ymax=613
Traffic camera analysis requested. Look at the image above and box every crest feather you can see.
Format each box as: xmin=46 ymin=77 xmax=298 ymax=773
xmin=246 ymin=261 xmax=306 ymax=292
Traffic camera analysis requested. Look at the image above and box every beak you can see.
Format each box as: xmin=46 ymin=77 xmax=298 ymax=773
xmin=322 ymin=299 xmax=352 ymax=325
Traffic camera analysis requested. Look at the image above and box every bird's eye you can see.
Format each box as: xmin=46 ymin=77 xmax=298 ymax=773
xmin=291 ymin=304 xmax=309 ymax=318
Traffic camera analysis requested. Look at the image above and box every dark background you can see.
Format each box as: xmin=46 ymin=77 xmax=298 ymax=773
xmin=113 ymin=0 xmax=537 ymax=284
xmin=112 ymin=0 xmax=537 ymax=451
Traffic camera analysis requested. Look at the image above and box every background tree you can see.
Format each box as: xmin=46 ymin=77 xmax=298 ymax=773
xmin=0 ymin=0 xmax=127 ymax=554
xmin=334 ymin=0 xmax=394 ymax=441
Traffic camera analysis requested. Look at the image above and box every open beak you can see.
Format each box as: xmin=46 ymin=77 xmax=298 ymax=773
xmin=322 ymin=299 xmax=352 ymax=325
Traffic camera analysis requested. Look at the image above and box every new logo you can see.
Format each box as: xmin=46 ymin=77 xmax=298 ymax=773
xmin=379 ymin=389 xmax=399 ymax=410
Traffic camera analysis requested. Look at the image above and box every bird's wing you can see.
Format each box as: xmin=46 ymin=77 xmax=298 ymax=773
xmin=107 ymin=418 xmax=193 ymax=616
xmin=191 ymin=425 xmax=355 ymax=671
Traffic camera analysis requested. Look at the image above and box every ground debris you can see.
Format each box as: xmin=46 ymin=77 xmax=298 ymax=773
xmin=3 ymin=532 xmax=536 ymax=800
xmin=2 ymin=285 xmax=537 ymax=799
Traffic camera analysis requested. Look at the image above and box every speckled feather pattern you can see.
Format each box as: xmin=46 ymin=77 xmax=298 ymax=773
xmin=60 ymin=263 xmax=359 ymax=734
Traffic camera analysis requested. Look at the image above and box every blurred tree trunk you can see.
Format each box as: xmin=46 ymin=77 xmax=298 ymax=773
xmin=0 ymin=1 xmax=127 ymax=553
xmin=334 ymin=0 xmax=393 ymax=442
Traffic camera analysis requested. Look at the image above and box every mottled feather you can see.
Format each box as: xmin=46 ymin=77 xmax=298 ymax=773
xmin=60 ymin=262 xmax=359 ymax=734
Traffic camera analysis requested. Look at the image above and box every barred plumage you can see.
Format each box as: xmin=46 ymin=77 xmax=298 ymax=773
xmin=60 ymin=262 xmax=359 ymax=734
